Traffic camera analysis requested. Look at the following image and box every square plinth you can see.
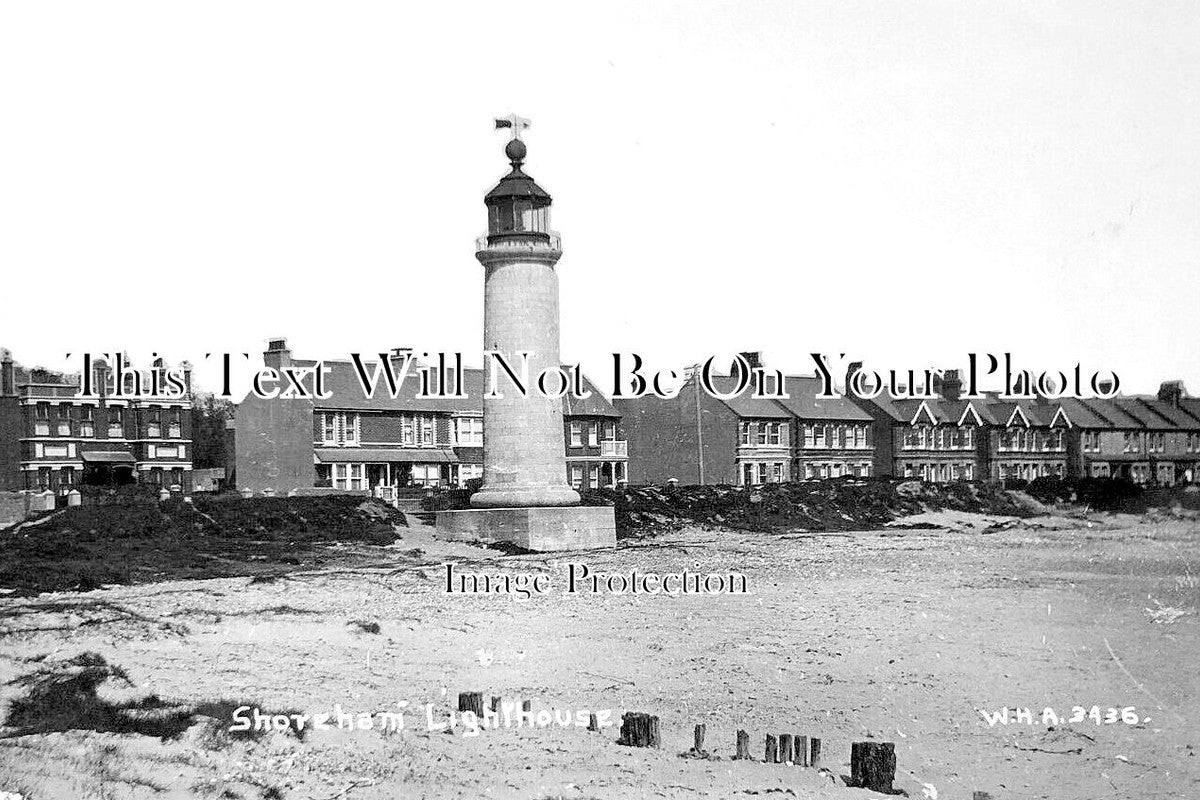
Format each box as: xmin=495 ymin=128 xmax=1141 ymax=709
xmin=435 ymin=505 xmax=616 ymax=552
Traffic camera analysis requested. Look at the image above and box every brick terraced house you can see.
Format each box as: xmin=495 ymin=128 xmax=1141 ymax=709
xmin=0 ymin=348 xmax=194 ymax=496
xmin=617 ymin=354 xmax=878 ymax=486
xmin=231 ymin=339 xmax=627 ymax=500
xmin=1059 ymin=385 xmax=1200 ymax=484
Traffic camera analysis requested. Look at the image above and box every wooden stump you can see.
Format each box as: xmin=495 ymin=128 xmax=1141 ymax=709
xmin=795 ymin=734 xmax=809 ymax=767
xmin=850 ymin=741 xmax=897 ymax=793
xmin=765 ymin=734 xmax=778 ymax=763
xmin=457 ymin=692 xmax=483 ymax=716
xmin=779 ymin=733 xmax=794 ymax=764
xmin=693 ymin=724 xmax=706 ymax=752
xmin=522 ymin=700 xmax=532 ymax=713
xmin=808 ymin=737 xmax=822 ymax=769
xmin=489 ymin=696 xmax=501 ymax=713
xmin=618 ymin=712 xmax=660 ymax=747
xmin=587 ymin=713 xmax=600 ymax=732
xmin=735 ymin=729 xmax=751 ymax=760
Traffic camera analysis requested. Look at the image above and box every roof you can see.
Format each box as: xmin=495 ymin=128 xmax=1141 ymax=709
xmin=562 ymin=373 xmax=621 ymax=418
xmin=291 ymin=358 xmax=619 ymax=418
xmin=705 ymin=374 xmax=791 ymax=420
xmin=773 ymin=375 xmax=873 ymax=421
xmin=315 ymin=448 xmax=458 ymax=463
xmin=1058 ymin=397 xmax=1113 ymax=429
xmin=1079 ymin=398 xmax=1144 ymax=428
xmin=855 ymin=388 xmax=1200 ymax=431
xmin=485 ymin=165 xmax=551 ymax=203
xmin=1179 ymin=398 xmax=1200 ymax=424
xmin=1125 ymin=397 xmax=1200 ymax=430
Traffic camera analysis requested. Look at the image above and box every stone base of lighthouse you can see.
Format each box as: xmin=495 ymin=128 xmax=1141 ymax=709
xmin=435 ymin=505 xmax=616 ymax=552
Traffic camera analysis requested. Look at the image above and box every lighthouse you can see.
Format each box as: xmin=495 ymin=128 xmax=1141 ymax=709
xmin=471 ymin=123 xmax=580 ymax=508
xmin=436 ymin=117 xmax=615 ymax=550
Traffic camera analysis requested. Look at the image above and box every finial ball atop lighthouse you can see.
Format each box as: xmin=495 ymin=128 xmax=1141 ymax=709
xmin=505 ymin=138 xmax=527 ymax=164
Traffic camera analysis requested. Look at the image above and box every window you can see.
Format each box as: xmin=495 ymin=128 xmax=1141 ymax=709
xmin=570 ymin=465 xmax=584 ymax=488
xmin=411 ymin=464 xmax=438 ymax=487
xmin=456 ymin=417 xmax=483 ymax=446
xmin=804 ymin=425 xmax=815 ymax=448
xmin=741 ymin=423 xmax=752 ymax=446
xmin=80 ymin=406 xmax=95 ymax=437
xmin=170 ymin=468 xmax=184 ymax=487
xmin=56 ymin=405 xmax=71 ymax=436
xmin=589 ymin=464 xmax=600 ymax=488
xmin=458 ymin=464 xmax=483 ymax=486
xmin=322 ymin=412 xmax=361 ymax=446
xmin=569 ymin=422 xmax=583 ymax=447
xmin=168 ymin=408 xmax=181 ymax=438
xmin=37 ymin=467 xmax=51 ymax=490
xmin=757 ymin=463 xmax=768 ymax=484
xmin=854 ymin=426 xmax=866 ymax=449
xmin=603 ymin=421 xmax=616 ymax=440
xmin=587 ymin=422 xmax=599 ymax=447
xmin=333 ymin=463 xmax=366 ymax=490
xmin=756 ymin=423 xmax=767 ymax=446
xmin=772 ymin=462 xmax=783 ymax=482
xmin=768 ymin=423 xmax=781 ymax=446
xmin=418 ymin=416 xmax=432 ymax=446
xmin=814 ymin=425 xmax=826 ymax=448
xmin=34 ymin=403 xmax=50 ymax=436
xmin=60 ymin=467 xmax=75 ymax=487
xmin=108 ymin=407 xmax=123 ymax=438
xmin=147 ymin=407 xmax=162 ymax=438
xmin=148 ymin=468 xmax=163 ymax=487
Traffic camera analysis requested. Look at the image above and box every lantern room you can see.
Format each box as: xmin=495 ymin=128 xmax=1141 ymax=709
xmin=484 ymin=138 xmax=553 ymax=243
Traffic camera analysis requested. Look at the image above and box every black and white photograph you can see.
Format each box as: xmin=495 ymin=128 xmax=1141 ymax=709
xmin=1 ymin=2 xmax=1198 ymax=798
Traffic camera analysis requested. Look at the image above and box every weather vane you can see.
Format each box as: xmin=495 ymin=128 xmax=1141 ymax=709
xmin=494 ymin=114 xmax=531 ymax=141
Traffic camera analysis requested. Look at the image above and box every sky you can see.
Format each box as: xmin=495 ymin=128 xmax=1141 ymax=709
xmin=1 ymin=1 xmax=1197 ymax=398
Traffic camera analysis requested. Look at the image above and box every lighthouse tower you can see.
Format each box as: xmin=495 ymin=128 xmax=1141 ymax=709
xmin=471 ymin=128 xmax=579 ymax=508
xmin=436 ymin=118 xmax=614 ymax=551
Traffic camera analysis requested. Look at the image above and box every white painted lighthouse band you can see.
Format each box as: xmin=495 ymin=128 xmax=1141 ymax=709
xmin=470 ymin=127 xmax=580 ymax=508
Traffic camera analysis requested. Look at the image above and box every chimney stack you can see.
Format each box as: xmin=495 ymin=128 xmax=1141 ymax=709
xmin=941 ymin=369 xmax=962 ymax=401
xmin=0 ymin=348 xmax=14 ymax=397
xmin=845 ymin=361 xmax=863 ymax=394
xmin=264 ymin=338 xmax=291 ymax=372
xmin=738 ymin=351 xmax=762 ymax=371
xmin=1157 ymin=380 xmax=1185 ymax=408
xmin=180 ymin=360 xmax=193 ymax=396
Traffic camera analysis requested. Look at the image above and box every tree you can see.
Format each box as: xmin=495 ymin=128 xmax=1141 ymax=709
xmin=190 ymin=392 xmax=235 ymax=470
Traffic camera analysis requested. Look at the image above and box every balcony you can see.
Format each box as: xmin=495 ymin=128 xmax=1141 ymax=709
xmin=475 ymin=231 xmax=562 ymax=252
xmin=20 ymin=384 xmax=79 ymax=399
xmin=600 ymin=440 xmax=628 ymax=457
